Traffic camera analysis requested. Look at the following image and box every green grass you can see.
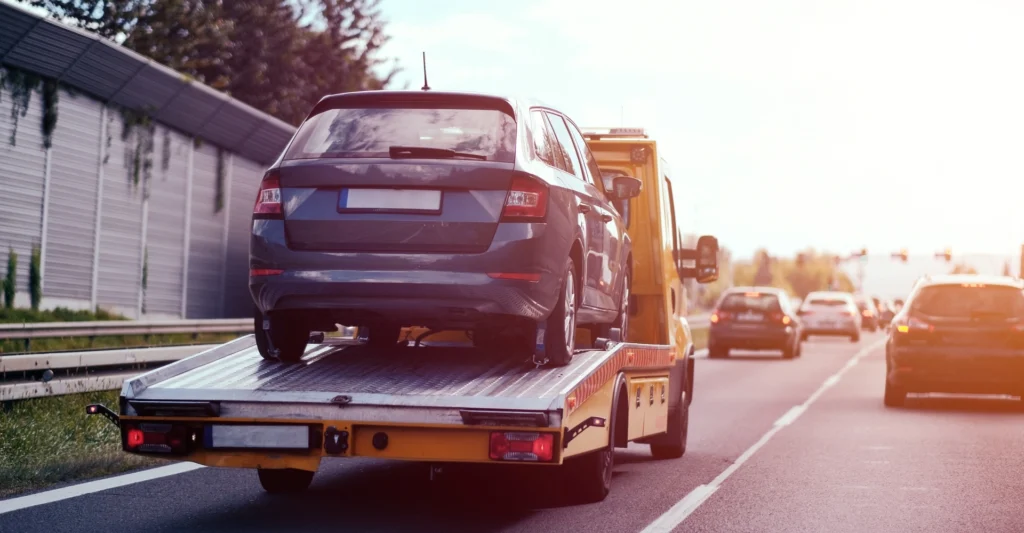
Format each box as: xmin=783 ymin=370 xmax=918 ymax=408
xmin=0 ymin=390 xmax=164 ymax=498
xmin=0 ymin=306 xmax=126 ymax=323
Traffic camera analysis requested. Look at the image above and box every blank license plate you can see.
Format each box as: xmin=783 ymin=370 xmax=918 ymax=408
xmin=339 ymin=188 xmax=441 ymax=213
xmin=204 ymin=425 xmax=309 ymax=449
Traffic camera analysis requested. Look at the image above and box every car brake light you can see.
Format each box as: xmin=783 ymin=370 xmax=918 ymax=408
xmin=253 ymin=170 xmax=282 ymax=217
xmin=710 ymin=312 xmax=719 ymax=323
xmin=487 ymin=272 xmax=541 ymax=282
xmin=862 ymin=309 xmax=874 ymax=317
xmin=896 ymin=316 xmax=933 ymax=333
xmin=769 ymin=312 xmax=792 ymax=325
xmin=501 ymin=173 xmax=548 ymax=222
xmin=489 ymin=431 xmax=555 ymax=462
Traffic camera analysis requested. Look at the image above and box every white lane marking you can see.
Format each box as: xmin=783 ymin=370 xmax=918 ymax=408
xmin=822 ymin=375 xmax=840 ymax=388
xmin=773 ymin=405 xmax=806 ymax=427
xmin=0 ymin=462 xmax=205 ymax=515
xmin=640 ymin=337 xmax=886 ymax=533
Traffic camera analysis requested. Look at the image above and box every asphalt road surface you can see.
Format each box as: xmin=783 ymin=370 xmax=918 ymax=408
xmin=4 ymin=332 xmax=1023 ymax=533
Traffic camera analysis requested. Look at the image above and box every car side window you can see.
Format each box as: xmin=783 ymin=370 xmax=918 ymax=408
xmin=545 ymin=112 xmax=583 ymax=180
xmin=564 ymin=118 xmax=602 ymax=186
xmin=530 ymin=110 xmax=558 ymax=168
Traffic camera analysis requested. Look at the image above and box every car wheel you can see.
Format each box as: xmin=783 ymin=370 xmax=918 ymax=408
xmin=593 ymin=271 xmax=631 ymax=345
xmin=883 ymin=380 xmax=905 ymax=407
xmin=708 ymin=344 xmax=728 ymax=359
xmin=366 ymin=322 xmax=403 ymax=349
xmin=544 ymin=258 xmax=578 ymax=366
xmin=850 ymin=332 xmax=860 ymax=343
xmin=254 ymin=308 xmax=309 ymax=363
xmin=782 ymin=340 xmax=796 ymax=359
xmin=257 ymin=468 xmax=315 ymax=493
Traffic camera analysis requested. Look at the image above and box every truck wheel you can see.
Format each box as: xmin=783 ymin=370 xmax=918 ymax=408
xmin=544 ymin=258 xmax=578 ymax=367
xmin=254 ymin=309 xmax=309 ymax=363
xmin=564 ymin=389 xmax=617 ymax=503
xmin=257 ymin=468 xmax=314 ymax=493
xmin=650 ymin=393 xmax=690 ymax=459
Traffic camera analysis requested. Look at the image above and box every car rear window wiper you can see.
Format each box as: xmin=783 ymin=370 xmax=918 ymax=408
xmin=388 ymin=145 xmax=488 ymax=161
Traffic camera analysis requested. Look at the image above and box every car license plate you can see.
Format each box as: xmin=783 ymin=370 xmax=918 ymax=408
xmin=738 ymin=312 xmax=764 ymax=322
xmin=204 ymin=425 xmax=309 ymax=450
xmin=339 ymin=188 xmax=442 ymax=213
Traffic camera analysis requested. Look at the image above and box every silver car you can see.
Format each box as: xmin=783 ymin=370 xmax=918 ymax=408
xmin=797 ymin=291 xmax=861 ymax=342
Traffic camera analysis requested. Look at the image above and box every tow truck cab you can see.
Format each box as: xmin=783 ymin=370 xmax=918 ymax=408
xmin=87 ymin=127 xmax=719 ymax=503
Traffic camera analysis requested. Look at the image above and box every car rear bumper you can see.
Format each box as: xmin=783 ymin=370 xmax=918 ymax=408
xmin=888 ymin=346 xmax=1024 ymax=394
xmin=249 ymin=219 xmax=570 ymax=328
xmin=709 ymin=325 xmax=794 ymax=350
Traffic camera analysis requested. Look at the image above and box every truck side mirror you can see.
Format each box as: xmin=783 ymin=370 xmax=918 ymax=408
xmin=676 ymin=235 xmax=720 ymax=284
xmin=610 ymin=176 xmax=643 ymax=200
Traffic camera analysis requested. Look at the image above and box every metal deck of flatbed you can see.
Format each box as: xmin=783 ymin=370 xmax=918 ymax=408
xmin=123 ymin=336 xmax=620 ymax=422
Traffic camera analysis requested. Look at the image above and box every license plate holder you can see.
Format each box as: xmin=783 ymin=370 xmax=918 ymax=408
xmin=203 ymin=424 xmax=312 ymax=450
xmin=338 ymin=188 xmax=442 ymax=214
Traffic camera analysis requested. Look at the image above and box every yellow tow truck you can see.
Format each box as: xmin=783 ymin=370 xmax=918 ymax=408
xmin=86 ymin=126 xmax=718 ymax=503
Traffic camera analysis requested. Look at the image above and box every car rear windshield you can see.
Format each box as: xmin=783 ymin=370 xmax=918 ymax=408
xmin=805 ymin=298 xmax=849 ymax=307
xmin=719 ymin=293 xmax=782 ymax=312
xmin=912 ymin=284 xmax=1024 ymax=318
xmin=283 ymin=107 xmax=517 ymax=162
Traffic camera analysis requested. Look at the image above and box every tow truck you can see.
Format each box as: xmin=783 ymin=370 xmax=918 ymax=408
xmin=87 ymin=126 xmax=719 ymax=503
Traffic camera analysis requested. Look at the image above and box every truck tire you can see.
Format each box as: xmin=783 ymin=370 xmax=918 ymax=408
xmin=257 ymin=468 xmax=315 ymax=493
xmin=545 ymin=258 xmax=578 ymax=367
xmin=254 ymin=309 xmax=309 ymax=363
xmin=650 ymin=379 xmax=691 ymax=459
xmin=563 ymin=383 xmax=620 ymax=503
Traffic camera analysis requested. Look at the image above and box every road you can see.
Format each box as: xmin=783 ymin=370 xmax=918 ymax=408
xmin=4 ymin=332 xmax=1024 ymax=532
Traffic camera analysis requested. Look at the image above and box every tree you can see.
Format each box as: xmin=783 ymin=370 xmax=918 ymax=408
xmin=28 ymin=0 xmax=397 ymax=125
xmin=950 ymin=263 xmax=978 ymax=275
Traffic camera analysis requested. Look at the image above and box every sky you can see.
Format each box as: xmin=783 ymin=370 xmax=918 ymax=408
xmin=377 ymin=0 xmax=1024 ymax=260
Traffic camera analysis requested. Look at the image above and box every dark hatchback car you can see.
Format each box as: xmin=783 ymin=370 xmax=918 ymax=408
xmin=249 ymin=91 xmax=641 ymax=366
xmin=707 ymin=287 xmax=803 ymax=359
xmin=884 ymin=275 xmax=1024 ymax=407
xmin=853 ymin=294 xmax=879 ymax=332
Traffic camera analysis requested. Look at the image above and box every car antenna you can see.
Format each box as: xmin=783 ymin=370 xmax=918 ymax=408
xmin=421 ymin=52 xmax=431 ymax=91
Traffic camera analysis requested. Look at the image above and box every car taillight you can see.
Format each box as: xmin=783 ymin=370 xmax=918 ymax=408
xmin=489 ymin=431 xmax=555 ymax=462
xmin=124 ymin=423 xmax=191 ymax=455
xmin=250 ymin=268 xmax=284 ymax=277
xmin=769 ymin=312 xmax=792 ymax=325
xmin=711 ymin=311 xmax=730 ymax=323
xmin=501 ymin=173 xmax=548 ymax=222
xmin=895 ymin=316 xmax=933 ymax=333
xmin=862 ymin=309 xmax=874 ymax=317
xmin=253 ymin=170 xmax=282 ymax=218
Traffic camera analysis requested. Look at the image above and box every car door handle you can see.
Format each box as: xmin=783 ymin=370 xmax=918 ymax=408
xmin=578 ymin=204 xmax=592 ymax=214
xmin=600 ymin=213 xmax=613 ymax=222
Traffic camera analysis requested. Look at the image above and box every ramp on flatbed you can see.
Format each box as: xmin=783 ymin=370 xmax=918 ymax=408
xmin=125 ymin=337 xmax=617 ymax=417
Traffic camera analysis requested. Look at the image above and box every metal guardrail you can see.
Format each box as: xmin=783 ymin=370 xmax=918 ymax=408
xmin=0 ymin=318 xmax=252 ymax=351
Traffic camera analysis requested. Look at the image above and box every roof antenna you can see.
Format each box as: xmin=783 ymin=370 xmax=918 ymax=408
xmin=421 ymin=52 xmax=431 ymax=91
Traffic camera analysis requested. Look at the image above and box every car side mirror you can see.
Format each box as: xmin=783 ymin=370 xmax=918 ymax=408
xmin=610 ymin=176 xmax=643 ymax=200
xmin=676 ymin=235 xmax=719 ymax=284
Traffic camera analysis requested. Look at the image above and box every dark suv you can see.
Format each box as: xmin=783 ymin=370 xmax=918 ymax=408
xmin=707 ymin=287 xmax=803 ymax=359
xmin=884 ymin=274 xmax=1024 ymax=406
xmin=249 ymin=91 xmax=641 ymax=366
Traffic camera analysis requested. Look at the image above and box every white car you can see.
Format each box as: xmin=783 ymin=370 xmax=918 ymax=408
xmin=797 ymin=291 xmax=861 ymax=342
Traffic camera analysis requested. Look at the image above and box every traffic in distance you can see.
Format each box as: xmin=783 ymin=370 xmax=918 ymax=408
xmin=73 ymin=90 xmax=1024 ymax=528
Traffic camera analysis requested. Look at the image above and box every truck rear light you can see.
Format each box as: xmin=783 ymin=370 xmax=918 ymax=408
xmin=253 ymin=170 xmax=282 ymax=218
xmin=501 ymin=173 xmax=548 ymax=222
xmin=124 ymin=423 xmax=191 ymax=455
xmin=489 ymin=431 xmax=555 ymax=462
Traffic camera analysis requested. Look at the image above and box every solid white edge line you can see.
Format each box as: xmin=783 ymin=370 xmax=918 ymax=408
xmin=639 ymin=337 xmax=887 ymax=533
xmin=773 ymin=405 xmax=806 ymax=427
xmin=0 ymin=462 xmax=205 ymax=515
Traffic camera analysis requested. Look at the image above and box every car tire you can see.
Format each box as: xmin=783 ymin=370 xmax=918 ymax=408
xmin=544 ymin=257 xmax=578 ymax=367
xmin=593 ymin=271 xmax=631 ymax=346
xmin=708 ymin=344 xmax=728 ymax=359
xmin=257 ymin=468 xmax=315 ymax=493
xmin=254 ymin=308 xmax=309 ymax=363
xmin=800 ymin=332 xmax=809 ymax=341
xmin=366 ymin=323 xmax=403 ymax=349
xmin=782 ymin=340 xmax=796 ymax=359
xmin=850 ymin=333 xmax=860 ymax=343
xmin=883 ymin=380 xmax=905 ymax=407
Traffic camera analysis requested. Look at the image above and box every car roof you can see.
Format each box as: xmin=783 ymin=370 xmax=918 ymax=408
xmin=918 ymin=274 xmax=1024 ymax=288
xmin=805 ymin=291 xmax=854 ymax=300
xmin=311 ymin=90 xmax=554 ymax=118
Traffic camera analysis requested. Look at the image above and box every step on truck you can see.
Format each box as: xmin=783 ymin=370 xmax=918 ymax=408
xmin=87 ymin=126 xmax=720 ymax=502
